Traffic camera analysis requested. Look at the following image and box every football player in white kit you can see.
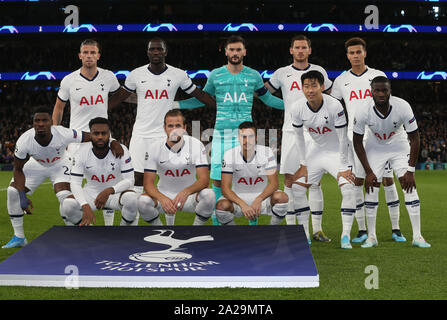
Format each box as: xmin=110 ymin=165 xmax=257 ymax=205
xmin=108 ymin=37 xmax=216 ymax=225
xmin=2 ymin=108 xmax=90 ymax=248
xmin=215 ymin=122 xmax=289 ymax=226
xmin=331 ymin=37 xmax=405 ymax=243
xmin=353 ymin=77 xmax=430 ymax=248
xmin=138 ymin=110 xmax=215 ymax=226
xmin=265 ymin=35 xmax=333 ymax=242
xmin=290 ymin=71 xmax=356 ymax=249
xmin=52 ymin=39 xmax=123 ymax=226
xmin=62 ymin=118 xmax=138 ymax=226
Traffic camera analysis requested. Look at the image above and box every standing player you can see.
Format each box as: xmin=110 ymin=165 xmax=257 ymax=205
xmin=2 ymin=108 xmax=88 ymax=248
xmin=215 ymin=121 xmax=288 ymax=225
xmin=52 ymin=39 xmax=123 ymax=226
xmin=353 ymin=77 xmax=430 ymax=248
xmin=107 ymin=37 xmax=216 ymax=225
xmin=265 ymin=35 xmax=333 ymax=242
xmin=177 ymin=35 xmax=284 ymax=225
xmin=62 ymin=118 xmax=138 ymax=226
xmin=290 ymin=71 xmax=356 ymax=248
xmin=138 ymin=110 xmax=215 ymax=226
xmin=331 ymin=37 xmax=405 ymax=243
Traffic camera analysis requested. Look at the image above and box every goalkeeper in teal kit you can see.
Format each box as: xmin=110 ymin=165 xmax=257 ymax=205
xmin=175 ymin=36 xmax=284 ymax=225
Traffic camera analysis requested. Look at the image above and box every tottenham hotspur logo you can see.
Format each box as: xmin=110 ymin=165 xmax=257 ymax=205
xmin=129 ymin=230 xmax=214 ymax=262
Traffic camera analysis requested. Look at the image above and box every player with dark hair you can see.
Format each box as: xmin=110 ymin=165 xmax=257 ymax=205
xmin=265 ymin=34 xmax=333 ymax=242
xmin=215 ymin=121 xmax=288 ymax=225
xmin=353 ymin=77 xmax=430 ymax=248
xmin=290 ymin=70 xmax=356 ymax=248
xmin=52 ymin=38 xmax=124 ymax=226
xmin=138 ymin=110 xmax=215 ymax=226
xmin=107 ymin=37 xmax=216 ymax=225
xmin=176 ymin=35 xmax=284 ymax=226
xmin=62 ymin=117 xmax=138 ymax=227
xmin=331 ymin=37 xmax=405 ymax=243
xmin=2 ymin=108 xmax=92 ymax=248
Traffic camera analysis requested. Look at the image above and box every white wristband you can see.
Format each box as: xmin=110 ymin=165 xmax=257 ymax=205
xmin=407 ymin=166 xmax=415 ymax=172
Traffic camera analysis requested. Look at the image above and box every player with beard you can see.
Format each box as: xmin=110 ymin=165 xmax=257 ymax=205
xmin=2 ymin=108 xmax=93 ymax=248
xmin=108 ymin=37 xmax=216 ymax=225
xmin=176 ymin=35 xmax=284 ymax=225
xmin=353 ymin=77 xmax=430 ymax=248
xmin=62 ymin=118 xmax=138 ymax=226
xmin=265 ymin=35 xmax=333 ymax=242
xmin=138 ymin=110 xmax=214 ymax=226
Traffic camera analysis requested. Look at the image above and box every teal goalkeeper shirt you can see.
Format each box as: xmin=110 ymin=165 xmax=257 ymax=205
xmin=179 ymin=65 xmax=284 ymax=130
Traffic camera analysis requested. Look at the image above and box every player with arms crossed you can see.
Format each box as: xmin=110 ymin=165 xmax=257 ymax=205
xmin=353 ymin=77 xmax=430 ymax=248
xmin=52 ymin=39 xmax=123 ymax=226
xmin=265 ymin=35 xmax=333 ymax=242
xmin=331 ymin=37 xmax=405 ymax=243
xmin=291 ymin=71 xmax=356 ymax=248
xmin=177 ymin=35 xmax=284 ymax=225
xmin=3 ymin=108 xmax=90 ymax=248
xmin=108 ymin=37 xmax=216 ymax=224
xmin=62 ymin=117 xmax=138 ymax=226
xmin=138 ymin=110 xmax=215 ymax=226
xmin=215 ymin=121 xmax=288 ymax=226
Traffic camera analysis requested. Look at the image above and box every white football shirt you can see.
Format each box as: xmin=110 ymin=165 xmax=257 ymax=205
xmin=291 ymin=94 xmax=348 ymax=149
xmin=268 ymin=64 xmax=332 ymax=132
xmin=331 ymin=66 xmax=386 ymax=135
xmin=221 ymin=145 xmax=277 ymax=195
xmin=70 ymin=143 xmax=134 ymax=198
xmin=15 ymin=126 xmax=82 ymax=167
xmin=353 ymin=95 xmax=418 ymax=147
xmin=144 ymin=135 xmax=208 ymax=194
xmin=57 ymin=67 xmax=120 ymax=132
xmin=124 ymin=64 xmax=196 ymax=138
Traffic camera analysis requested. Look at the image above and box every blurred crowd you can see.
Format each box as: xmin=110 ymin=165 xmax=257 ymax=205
xmin=1 ymin=80 xmax=445 ymax=168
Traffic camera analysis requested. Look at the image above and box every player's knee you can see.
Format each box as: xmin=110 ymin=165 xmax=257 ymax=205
xmin=272 ymin=191 xmax=288 ymax=204
xmin=215 ymin=208 xmax=234 ymax=225
xmin=7 ymin=186 xmax=19 ymax=201
xmin=340 ymin=183 xmax=356 ymax=205
xmin=56 ymin=190 xmax=71 ymax=205
xmin=62 ymin=198 xmax=82 ymax=224
xmin=198 ymin=189 xmax=216 ymax=209
xmin=138 ymin=195 xmax=156 ymax=213
xmin=216 ymin=199 xmax=232 ymax=212
xmin=121 ymin=191 xmax=138 ymax=212
xmin=272 ymin=202 xmax=288 ymax=217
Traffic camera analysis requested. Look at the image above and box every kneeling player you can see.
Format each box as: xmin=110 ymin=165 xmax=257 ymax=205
xmin=353 ymin=76 xmax=430 ymax=248
xmin=138 ymin=110 xmax=215 ymax=226
xmin=215 ymin=122 xmax=288 ymax=225
xmin=3 ymin=108 xmax=88 ymax=248
xmin=63 ymin=117 xmax=138 ymax=226
xmin=291 ymin=71 xmax=356 ymax=248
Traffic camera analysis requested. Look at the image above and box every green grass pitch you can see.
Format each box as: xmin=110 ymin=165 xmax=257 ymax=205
xmin=0 ymin=171 xmax=446 ymax=300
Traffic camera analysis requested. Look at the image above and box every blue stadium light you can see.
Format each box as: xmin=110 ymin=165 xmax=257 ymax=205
xmin=1 ymin=70 xmax=446 ymax=81
xmin=1 ymin=23 xmax=446 ymax=34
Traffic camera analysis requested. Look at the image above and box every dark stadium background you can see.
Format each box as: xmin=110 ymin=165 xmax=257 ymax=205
xmin=0 ymin=0 xmax=446 ymax=170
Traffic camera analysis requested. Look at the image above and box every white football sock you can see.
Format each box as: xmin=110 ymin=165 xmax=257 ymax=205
xmin=7 ymin=186 xmax=26 ymax=238
xmin=340 ymin=184 xmax=356 ymax=239
xmin=292 ymin=184 xmax=310 ymax=239
xmin=384 ymin=184 xmax=400 ymax=230
xmin=364 ymin=187 xmax=380 ymax=239
xmin=284 ymin=186 xmax=296 ymax=225
xmin=404 ymin=188 xmax=422 ymax=239
xmin=309 ymin=184 xmax=324 ymax=233
xmin=354 ymin=185 xmax=367 ymax=231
